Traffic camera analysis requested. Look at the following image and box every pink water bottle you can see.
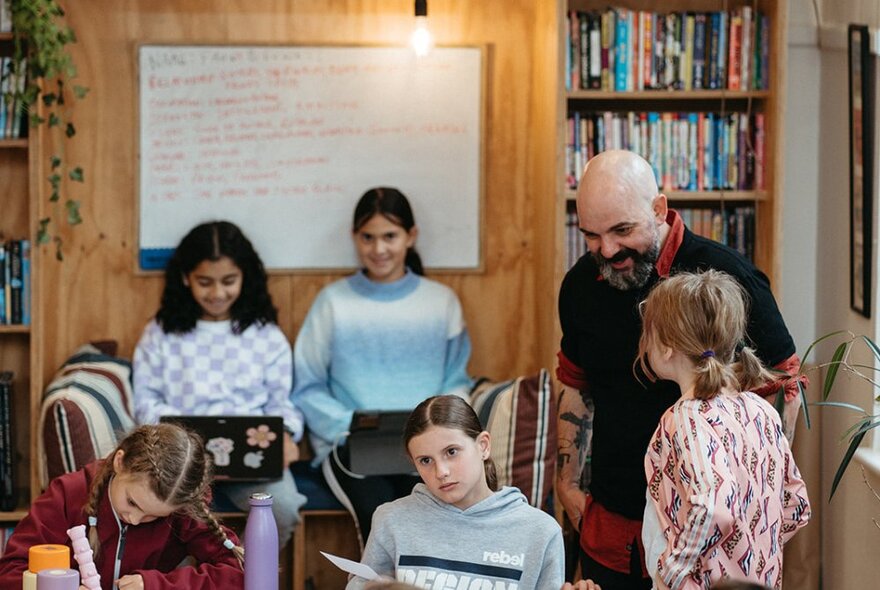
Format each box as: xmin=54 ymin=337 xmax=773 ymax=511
xmin=244 ymin=492 xmax=278 ymax=590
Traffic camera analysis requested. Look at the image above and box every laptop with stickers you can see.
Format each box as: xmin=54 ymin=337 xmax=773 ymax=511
xmin=159 ymin=415 xmax=284 ymax=481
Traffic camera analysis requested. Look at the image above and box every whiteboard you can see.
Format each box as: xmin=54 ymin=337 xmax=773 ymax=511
xmin=138 ymin=45 xmax=483 ymax=270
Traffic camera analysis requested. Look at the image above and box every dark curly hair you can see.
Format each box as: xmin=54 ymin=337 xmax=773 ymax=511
xmin=156 ymin=221 xmax=277 ymax=334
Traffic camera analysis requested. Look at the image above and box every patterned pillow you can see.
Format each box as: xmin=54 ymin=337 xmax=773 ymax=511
xmin=470 ymin=369 xmax=556 ymax=512
xmin=37 ymin=344 xmax=136 ymax=489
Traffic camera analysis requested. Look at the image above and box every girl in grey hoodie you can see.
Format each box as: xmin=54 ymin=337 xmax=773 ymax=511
xmin=346 ymin=395 xmax=564 ymax=590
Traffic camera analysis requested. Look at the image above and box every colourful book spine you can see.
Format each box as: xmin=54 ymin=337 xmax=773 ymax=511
xmin=760 ymin=12 xmax=770 ymax=89
xmin=7 ymin=240 xmax=21 ymax=325
xmin=642 ymin=12 xmax=652 ymax=89
xmin=0 ymin=244 xmax=5 ymax=325
xmin=683 ymin=14 xmax=695 ymax=91
xmin=21 ymin=240 xmax=30 ymax=326
xmin=664 ymin=13 xmax=676 ymax=89
xmin=727 ymin=12 xmax=743 ymax=90
xmin=708 ymin=13 xmax=721 ymax=89
xmin=741 ymin=6 xmax=752 ymax=90
xmin=754 ymin=112 xmax=765 ymax=189
xmin=653 ymin=13 xmax=664 ymax=89
xmin=588 ymin=13 xmax=602 ymax=89
xmin=570 ymin=10 xmax=581 ymax=91
xmin=601 ymin=10 xmax=614 ymax=91
xmin=717 ymin=12 xmax=728 ymax=91
xmin=693 ymin=14 xmax=707 ymax=90
xmin=615 ymin=9 xmax=629 ymax=91
xmin=688 ymin=112 xmax=699 ymax=190
xmin=580 ymin=12 xmax=590 ymax=91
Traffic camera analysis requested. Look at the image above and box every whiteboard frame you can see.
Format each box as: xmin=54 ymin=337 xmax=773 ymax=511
xmin=134 ymin=43 xmax=487 ymax=275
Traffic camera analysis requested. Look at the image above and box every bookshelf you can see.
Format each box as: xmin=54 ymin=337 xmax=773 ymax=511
xmin=556 ymin=0 xmax=786 ymax=290
xmin=0 ymin=29 xmax=36 ymax=526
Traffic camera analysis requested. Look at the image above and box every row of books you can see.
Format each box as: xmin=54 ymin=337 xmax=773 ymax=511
xmin=0 ymin=240 xmax=31 ymax=326
xmin=566 ymin=7 xmax=769 ymax=92
xmin=564 ymin=205 xmax=756 ymax=269
xmin=0 ymin=56 xmax=28 ymax=140
xmin=0 ymin=372 xmax=15 ymax=513
xmin=565 ymin=111 xmax=765 ymax=192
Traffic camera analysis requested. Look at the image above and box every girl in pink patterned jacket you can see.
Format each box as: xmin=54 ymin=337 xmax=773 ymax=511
xmin=636 ymin=270 xmax=810 ymax=590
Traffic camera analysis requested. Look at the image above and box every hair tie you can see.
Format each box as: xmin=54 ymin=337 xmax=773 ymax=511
xmin=223 ymin=539 xmax=235 ymax=550
xmin=700 ymin=350 xmax=715 ymax=359
xmin=88 ymin=516 xmax=97 ymax=527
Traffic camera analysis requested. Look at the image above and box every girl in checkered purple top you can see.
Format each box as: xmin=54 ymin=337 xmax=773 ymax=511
xmin=133 ymin=221 xmax=306 ymax=546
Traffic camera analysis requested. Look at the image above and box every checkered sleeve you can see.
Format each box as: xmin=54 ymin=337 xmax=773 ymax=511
xmin=133 ymin=320 xmax=181 ymax=424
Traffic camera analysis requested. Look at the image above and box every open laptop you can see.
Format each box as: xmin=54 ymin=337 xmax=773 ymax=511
xmin=345 ymin=410 xmax=416 ymax=477
xmin=160 ymin=415 xmax=284 ymax=481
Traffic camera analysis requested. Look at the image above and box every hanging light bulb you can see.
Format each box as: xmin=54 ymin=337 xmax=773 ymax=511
xmin=410 ymin=0 xmax=433 ymax=57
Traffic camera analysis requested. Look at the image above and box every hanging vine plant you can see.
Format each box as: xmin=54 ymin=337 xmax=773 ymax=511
xmin=8 ymin=0 xmax=88 ymax=260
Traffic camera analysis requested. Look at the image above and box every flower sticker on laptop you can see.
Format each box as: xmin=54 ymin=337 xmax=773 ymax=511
xmin=246 ymin=424 xmax=277 ymax=448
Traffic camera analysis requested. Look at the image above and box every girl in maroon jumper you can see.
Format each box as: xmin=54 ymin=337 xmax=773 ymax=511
xmin=0 ymin=424 xmax=243 ymax=590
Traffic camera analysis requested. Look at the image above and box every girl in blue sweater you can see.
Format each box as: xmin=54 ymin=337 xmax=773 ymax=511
xmin=292 ymin=187 xmax=473 ymax=547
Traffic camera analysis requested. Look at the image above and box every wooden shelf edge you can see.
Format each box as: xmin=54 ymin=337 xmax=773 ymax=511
xmin=0 ymin=509 xmax=29 ymax=522
xmin=563 ymin=190 xmax=767 ymax=202
xmin=566 ymin=89 xmax=770 ymax=100
xmin=0 ymin=138 xmax=28 ymax=149
xmin=0 ymin=325 xmax=30 ymax=334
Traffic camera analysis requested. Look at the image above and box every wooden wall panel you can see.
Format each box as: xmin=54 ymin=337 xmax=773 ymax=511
xmin=34 ymin=0 xmax=559 ymax=389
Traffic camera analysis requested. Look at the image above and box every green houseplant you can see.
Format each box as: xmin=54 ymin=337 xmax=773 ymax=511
xmin=794 ymin=330 xmax=880 ymax=498
xmin=7 ymin=0 xmax=87 ymax=259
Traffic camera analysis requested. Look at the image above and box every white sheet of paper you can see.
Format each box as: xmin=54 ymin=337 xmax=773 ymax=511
xmin=320 ymin=551 xmax=380 ymax=581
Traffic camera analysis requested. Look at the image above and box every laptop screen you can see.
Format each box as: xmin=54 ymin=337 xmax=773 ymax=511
xmin=346 ymin=410 xmax=416 ymax=477
xmin=160 ymin=415 xmax=284 ymax=482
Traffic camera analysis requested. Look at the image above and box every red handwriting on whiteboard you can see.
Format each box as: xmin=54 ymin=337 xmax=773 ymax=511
xmin=149 ymin=74 xmax=215 ymax=89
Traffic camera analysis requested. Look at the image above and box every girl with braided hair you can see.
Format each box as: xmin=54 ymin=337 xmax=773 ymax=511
xmin=0 ymin=423 xmax=243 ymax=589
xmin=637 ymin=270 xmax=810 ymax=590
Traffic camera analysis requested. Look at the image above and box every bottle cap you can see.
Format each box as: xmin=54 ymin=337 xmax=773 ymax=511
xmin=248 ymin=492 xmax=274 ymax=506
xmin=28 ymin=544 xmax=71 ymax=573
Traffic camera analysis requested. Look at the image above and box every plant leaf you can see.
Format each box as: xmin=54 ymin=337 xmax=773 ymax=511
xmin=798 ymin=380 xmax=811 ymax=429
xmin=42 ymin=92 xmax=57 ymax=106
xmin=65 ymin=122 xmax=76 ymax=138
xmin=69 ymin=167 xmax=83 ymax=182
xmin=773 ymin=387 xmax=785 ymax=416
xmin=861 ymin=335 xmax=880 ymax=363
xmin=823 ymin=342 xmax=849 ymax=400
xmin=48 ymin=112 xmax=60 ymax=127
xmin=65 ymin=200 xmax=82 ymax=225
xmin=37 ymin=218 xmax=51 ymax=245
xmin=800 ymin=330 xmax=850 ymax=366
xmin=49 ymin=156 xmax=61 ymax=170
xmin=830 ymin=428 xmax=868 ymax=499
xmin=811 ymin=401 xmax=870 ymax=413
xmin=73 ymin=85 xmax=89 ymax=99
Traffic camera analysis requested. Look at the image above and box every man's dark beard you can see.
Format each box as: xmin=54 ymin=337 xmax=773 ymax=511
xmin=592 ymin=240 xmax=660 ymax=290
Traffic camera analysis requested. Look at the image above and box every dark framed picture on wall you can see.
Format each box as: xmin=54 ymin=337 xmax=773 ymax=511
xmin=849 ymin=24 xmax=874 ymax=318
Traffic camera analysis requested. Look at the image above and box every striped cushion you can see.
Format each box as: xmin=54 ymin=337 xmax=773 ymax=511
xmin=38 ymin=344 xmax=135 ymax=489
xmin=470 ymin=369 xmax=556 ymax=511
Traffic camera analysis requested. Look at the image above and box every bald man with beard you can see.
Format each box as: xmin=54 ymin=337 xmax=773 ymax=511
xmin=555 ymin=150 xmax=805 ymax=590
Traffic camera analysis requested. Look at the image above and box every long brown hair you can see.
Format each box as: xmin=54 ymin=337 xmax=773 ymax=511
xmin=82 ymin=424 xmax=244 ymax=567
xmin=636 ymin=270 xmax=775 ymax=400
xmin=403 ymin=395 xmax=498 ymax=490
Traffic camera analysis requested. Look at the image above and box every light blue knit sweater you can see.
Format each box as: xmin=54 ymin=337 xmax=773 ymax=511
xmin=292 ymin=270 xmax=472 ymax=463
